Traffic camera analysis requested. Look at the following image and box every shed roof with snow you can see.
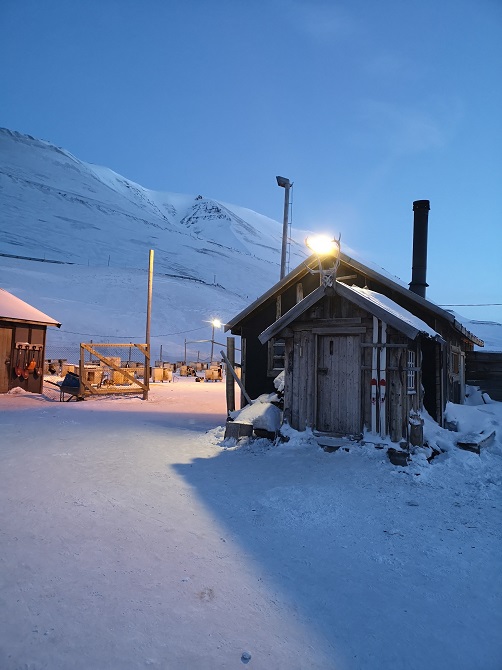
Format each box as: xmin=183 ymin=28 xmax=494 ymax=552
xmin=258 ymin=282 xmax=442 ymax=345
xmin=226 ymin=249 xmax=483 ymax=347
xmin=0 ymin=288 xmax=61 ymax=327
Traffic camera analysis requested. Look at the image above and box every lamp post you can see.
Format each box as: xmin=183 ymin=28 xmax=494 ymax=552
xmin=276 ymin=175 xmax=291 ymax=280
xmin=210 ymin=319 xmax=221 ymax=363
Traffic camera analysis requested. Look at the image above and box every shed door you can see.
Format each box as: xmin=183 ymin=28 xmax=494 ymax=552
xmin=316 ymin=335 xmax=361 ymax=434
xmin=0 ymin=327 xmax=13 ymax=393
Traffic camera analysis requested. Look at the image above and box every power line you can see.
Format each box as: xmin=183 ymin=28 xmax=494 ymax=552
xmin=59 ymin=326 xmax=206 ymax=338
xmin=439 ymin=303 xmax=502 ymax=307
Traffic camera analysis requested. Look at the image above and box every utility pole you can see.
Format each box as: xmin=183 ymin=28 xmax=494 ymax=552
xmin=144 ymin=249 xmax=154 ymax=400
xmin=210 ymin=319 xmax=221 ymax=364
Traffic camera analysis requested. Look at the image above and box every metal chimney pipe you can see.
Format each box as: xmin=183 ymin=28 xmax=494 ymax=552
xmin=276 ymin=176 xmax=291 ymax=280
xmin=409 ymin=199 xmax=430 ymax=298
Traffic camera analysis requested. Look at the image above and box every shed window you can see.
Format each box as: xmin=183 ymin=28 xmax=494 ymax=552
xmin=268 ymin=338 xmax=285 ymax=374
xmin=407 ymin=350 xmax=417 ymax=393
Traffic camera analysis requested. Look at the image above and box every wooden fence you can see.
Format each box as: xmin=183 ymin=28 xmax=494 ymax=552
xmin=79 ymin=342 xmax=150 ymax=400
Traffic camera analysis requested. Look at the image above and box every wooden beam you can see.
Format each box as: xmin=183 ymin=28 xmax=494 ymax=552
xmin=312 ymin=327 xmax=366 ymax=335
xmin=220 ymin=349 xmax=252 ymax=405
xmin=336 ymin=275 xmax=358 ymax=282
xmin=80 ymin=342 xmax=146 ymax=347
xmin=456 ymin=430 xmax=495 ymax=454
xmin=361 ymin=343 xmax=409 ymax=348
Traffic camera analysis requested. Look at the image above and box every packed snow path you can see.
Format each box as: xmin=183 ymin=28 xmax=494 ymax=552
xmin=1 ymin=378 xmax=501 ymax=670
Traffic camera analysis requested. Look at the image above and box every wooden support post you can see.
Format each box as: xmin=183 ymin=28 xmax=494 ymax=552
xmin=79 ymin=343 xmax=85 ymax=398
xmin=220 ymin=350 xmax=252 ymax=405
xmin=226 ymin=337 xmax=236 ymax=414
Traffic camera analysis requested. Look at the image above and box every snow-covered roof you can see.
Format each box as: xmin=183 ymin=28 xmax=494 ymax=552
xmin=345 ymin=285 xmax=439 ymax=338
xmin=227 ymin=250 xmax=483 ymax=347
xmin=446 ymin=315 xmax=502 ymax=353
xmin=259 ymin=282 xmax=442 ymax=344
xmin=0 ymin=288 xmax=61 ymax=327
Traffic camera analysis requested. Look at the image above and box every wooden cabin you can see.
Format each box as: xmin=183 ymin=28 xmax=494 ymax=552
xmin=466 ymin=351 xmax=502 ymax=402
xmin=0 ymin=288 xmax=61 ymax=394
xmin=225 ymin=249 xmax=483 ymax=444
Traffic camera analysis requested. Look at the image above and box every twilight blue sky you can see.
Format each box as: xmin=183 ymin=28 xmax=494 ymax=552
xmin=1 ymin=0 xmax=501 ymax=322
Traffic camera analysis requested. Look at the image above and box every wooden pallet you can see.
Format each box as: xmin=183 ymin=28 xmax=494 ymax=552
xmin=456 ymin=430 xmax=496 ymax=455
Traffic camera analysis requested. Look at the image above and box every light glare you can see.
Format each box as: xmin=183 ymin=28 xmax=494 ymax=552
xmin=305 ymin=235 xmax=339 ymax=257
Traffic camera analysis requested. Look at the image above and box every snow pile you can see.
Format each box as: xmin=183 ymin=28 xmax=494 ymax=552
xmin=229 ymin=393 xmax=281 ymax=432
xmin=273 ymin=369 xmax=285 ymax=393
xmin=7 ymin=385 xmax=30 ymax=395
xmin=278 ymin=422 xmax=319 ymax=449
xmin=420 ymin=396 xmax=500 ymax=459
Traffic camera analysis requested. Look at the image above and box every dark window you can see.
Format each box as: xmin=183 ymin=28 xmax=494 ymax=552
xmin=268 ymin=338 xmax=285 ymax=374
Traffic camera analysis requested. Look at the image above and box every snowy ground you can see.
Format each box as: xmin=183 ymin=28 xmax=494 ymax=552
xmin=1 ymin=377 xmax=501 ymax=670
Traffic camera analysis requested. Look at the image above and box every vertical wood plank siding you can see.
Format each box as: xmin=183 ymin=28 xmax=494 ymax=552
xmin=283 ymin=292 xmax=423 ymax=438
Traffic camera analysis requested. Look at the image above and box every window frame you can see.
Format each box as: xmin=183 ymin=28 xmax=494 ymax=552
xmin=406 ymin=349 xmax=417 ymax=394
xmin=267 ymin=337 xmax=285 ymax=376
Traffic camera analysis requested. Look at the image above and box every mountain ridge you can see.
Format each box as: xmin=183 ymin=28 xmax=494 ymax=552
xmin=0 ymin=127 xmax=299 ymax=273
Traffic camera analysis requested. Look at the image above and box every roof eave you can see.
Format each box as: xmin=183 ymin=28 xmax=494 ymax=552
xmin=0 ymin=317 xmax=61 ymax=328
xmin=225 ymin=258 xmax=318 ymax=333
xmin=258 ymin=285 xmax=326 ymax=344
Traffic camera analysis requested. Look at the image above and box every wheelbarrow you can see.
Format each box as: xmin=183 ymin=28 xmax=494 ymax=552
xmin=46 ymin=371 xmax=85 ymax=402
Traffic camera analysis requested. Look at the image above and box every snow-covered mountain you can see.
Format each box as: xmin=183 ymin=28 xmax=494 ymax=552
xmin=1 ymin=128 xmax=501 ymax=359
xmin=0 ymin=128 xmax=310 ymax=276
xmin=0 ymin=128 xmax=308 ymax=359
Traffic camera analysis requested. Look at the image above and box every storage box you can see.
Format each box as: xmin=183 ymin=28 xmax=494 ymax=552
xmin=152 ymin=367 xmax=163 ymax=382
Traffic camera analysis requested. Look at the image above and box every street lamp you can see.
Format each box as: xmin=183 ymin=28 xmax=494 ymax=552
xmin=305 ymin=234 xmax=341 ymax=286
xmin=276 ymin=175 xmax=292 ymax=280
xmin=210 ymin=319 xmax=221 ymax=363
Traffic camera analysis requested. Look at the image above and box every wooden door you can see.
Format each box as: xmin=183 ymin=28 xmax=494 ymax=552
xmin=0 ymin=327 xmax=13 ymax=393
xmin=316 ymin=334 xmax=361 ymax=434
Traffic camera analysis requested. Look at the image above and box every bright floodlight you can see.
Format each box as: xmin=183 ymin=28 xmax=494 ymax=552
xmin=305 ymin=235 xmax=340 ymax=257
xmin=211 ymin=319 xmax=222 ymax=328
